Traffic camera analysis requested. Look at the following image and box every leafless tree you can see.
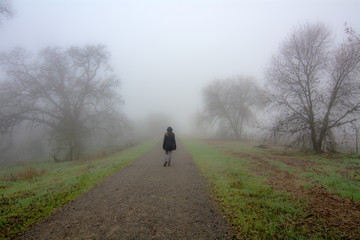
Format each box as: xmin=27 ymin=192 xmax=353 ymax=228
xmin=0 ymin=0 xmax=13 ymax=25
xmin=200 ymin=76 xmax=265 ymax=139
xmin=0 ymin=45 xmax=125 ymax=161
xmin=265 ymin=22 xmax=360 ymax=153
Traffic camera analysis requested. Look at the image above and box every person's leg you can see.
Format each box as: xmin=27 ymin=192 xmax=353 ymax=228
xmin=167 ymin=151 xmax=173 ymax=166
xmin=164 ymin=151 xmax=168 ymax=166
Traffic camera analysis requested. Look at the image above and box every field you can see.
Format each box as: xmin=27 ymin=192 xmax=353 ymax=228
xmin=183 ymin=139 xmax=360 ymax=239
xmin=0 ymin=140 xmax=157 ymax=239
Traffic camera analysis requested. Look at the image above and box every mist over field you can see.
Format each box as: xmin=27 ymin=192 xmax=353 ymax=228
xmin=0 ymin=0 xmax=359 ymax=164
xmin=1 ymin=2 xmax=360 ymax=238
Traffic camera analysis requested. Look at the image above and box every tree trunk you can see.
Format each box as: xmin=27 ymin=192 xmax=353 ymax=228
xmin=312 ymin=140 xmax=323 ymax=154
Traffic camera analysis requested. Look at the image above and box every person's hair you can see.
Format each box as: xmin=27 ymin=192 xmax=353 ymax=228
xmin=166 ymin=126 xmax=173 ymax=136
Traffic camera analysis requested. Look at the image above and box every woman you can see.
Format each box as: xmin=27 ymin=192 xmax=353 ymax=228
xmin=162 ymin=126 xmax=176 ymax=167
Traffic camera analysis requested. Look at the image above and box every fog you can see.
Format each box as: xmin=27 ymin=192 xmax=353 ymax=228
xmin=1 ymin=0 xmax=358 ymax=135
xmin=0 ymin=0 xmax=359 ymax=165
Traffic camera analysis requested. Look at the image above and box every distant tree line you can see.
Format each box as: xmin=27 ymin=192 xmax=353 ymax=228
xmin=1 ymin=18 xmax=359 ymax=160
xmin=199 ymin=22 xmax=360 ymax=153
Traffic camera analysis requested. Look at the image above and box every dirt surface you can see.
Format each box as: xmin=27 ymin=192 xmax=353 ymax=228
xmin=17 ymin=141 xmax=232 ymax=240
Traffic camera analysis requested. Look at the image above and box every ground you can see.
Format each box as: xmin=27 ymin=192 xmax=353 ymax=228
xmin=15 ymin=140 xmax=360 ymax=239
xmin=229 ymin=149 xmax=360 ymax=239
xmin=17 ymin=141 xmax=233 ymax=240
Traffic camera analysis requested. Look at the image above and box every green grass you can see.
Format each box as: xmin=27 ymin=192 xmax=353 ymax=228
xmin=183 ymin=138 xmax=360 ymax=239
xmin=0 ymin=139 xmax=157 ymax=239
xmin=198 ymin=139 xmax=360 ymax=201
xmin=294 ymin=154 xmax=360 ymax=201
xmin=183 ymin=139 xmax=307 ymax=239
xmin=302 ymin=170 xmax=360 ymax=200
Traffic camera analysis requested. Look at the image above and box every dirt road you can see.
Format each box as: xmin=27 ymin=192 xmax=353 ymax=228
xmin=18 ymin=141 xmax=232 ymax=239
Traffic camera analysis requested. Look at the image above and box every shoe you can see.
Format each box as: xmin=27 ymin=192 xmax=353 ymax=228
xmin=164 ymin=162 xmax=167 ymax=167
xmin=167 ymin=164 xmax=171 ymax=166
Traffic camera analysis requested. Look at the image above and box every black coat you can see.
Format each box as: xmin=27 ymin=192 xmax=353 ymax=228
xmin=163 ymin=132 xmax=176 ymax=151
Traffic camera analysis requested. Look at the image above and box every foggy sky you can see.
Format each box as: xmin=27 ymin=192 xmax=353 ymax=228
xmin=1 ymin=0 xmax=359 ymax=134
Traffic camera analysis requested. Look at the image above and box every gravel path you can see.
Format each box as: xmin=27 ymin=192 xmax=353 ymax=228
xmin=18 ymin=141 xmax=232 ymax=239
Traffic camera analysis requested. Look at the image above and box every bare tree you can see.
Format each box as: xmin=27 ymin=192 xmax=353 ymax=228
xmin=265 ymin=22 xmax=360 ymax=153
xmin=0 ymin=45 xmax=125 ymax=161
xmin=201 ymin=76 xmax=265 ymax=139
xmin=0 ymin=0 xmax=13 ymax=25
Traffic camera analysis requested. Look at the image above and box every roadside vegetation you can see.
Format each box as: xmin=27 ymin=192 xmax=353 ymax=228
xmin=183 ymin=138 xmax=360 ymax=239
xmin=0 ymin=140 xmax=157 ymax=239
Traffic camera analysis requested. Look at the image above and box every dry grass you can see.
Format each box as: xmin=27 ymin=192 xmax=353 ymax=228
xmin=2 ymin=167 xmax=47 ymax=182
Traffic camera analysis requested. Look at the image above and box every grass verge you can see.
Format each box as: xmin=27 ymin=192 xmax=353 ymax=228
xmin=183 ymin=138 xmax=360 ymax=239
xmin=0 ymin=139 xmax=157 ymax=239
xmin=183 ymin=139 xmax=307 ymax=239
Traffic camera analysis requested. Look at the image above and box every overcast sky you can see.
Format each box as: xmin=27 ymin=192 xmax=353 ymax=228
xmin=1 ymin=0 xmax=359 ymax=133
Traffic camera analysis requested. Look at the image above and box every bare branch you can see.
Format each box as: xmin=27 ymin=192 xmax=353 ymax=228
xmin=201 ymin=76 xmax=265 ymax=139
xmin=266 ymin=22 xmax=360 ymax=153
xmin=0 ymin=45 xmax=124 ymax=161
xmin=0 ymin=0 xmax=13 ymax=26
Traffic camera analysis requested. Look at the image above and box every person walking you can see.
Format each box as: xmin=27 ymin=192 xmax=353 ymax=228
xmin=163 ymin=126 xmax=176 ymax=167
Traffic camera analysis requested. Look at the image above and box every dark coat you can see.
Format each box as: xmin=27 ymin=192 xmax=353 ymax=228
xmin=163 ymin=132 xmax=176 ymax=151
